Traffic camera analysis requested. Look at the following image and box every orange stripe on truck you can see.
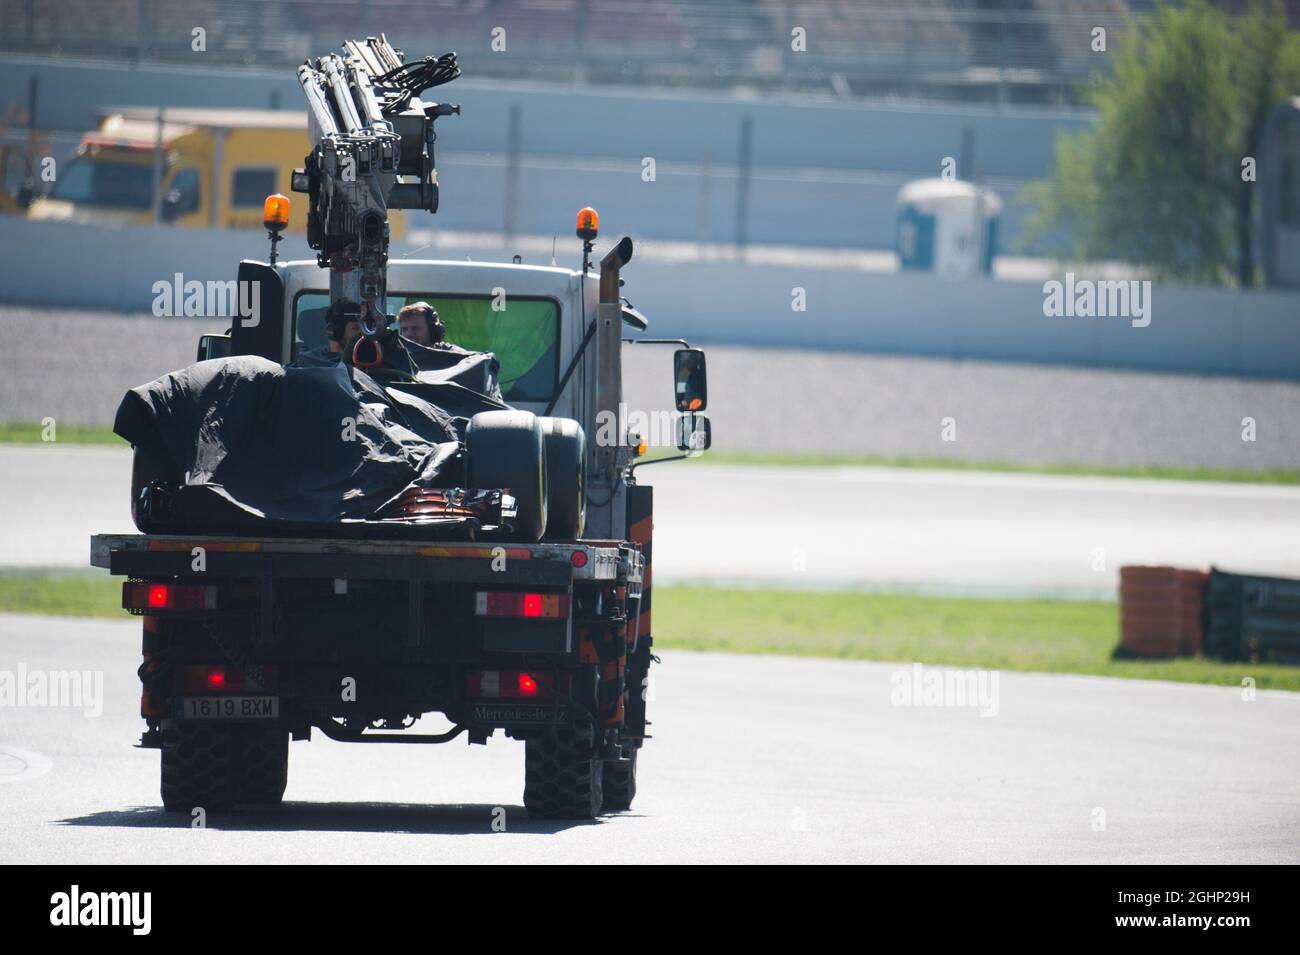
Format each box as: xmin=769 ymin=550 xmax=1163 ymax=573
xmin=417 ymin=546 xmax=531 ymax=559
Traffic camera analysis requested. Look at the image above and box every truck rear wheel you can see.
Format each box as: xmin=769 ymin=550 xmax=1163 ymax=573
xmin=466 ymin=410 xmax=547 ymax=542
xmin=523 ymin=723 xmax=604 ymax=819
xmin=160 ymin=724 xmax=288 ymax=812
xmin=237 ymin=726 xmax=290 ymax=805
xmin=160 ymin=723 xmax=237 ymax=811
xmin=602 ymin=750 xmax=638 ymax=812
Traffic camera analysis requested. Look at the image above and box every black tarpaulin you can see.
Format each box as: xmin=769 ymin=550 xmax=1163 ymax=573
xmin=113 ymin=350 xmax=509 ymax=529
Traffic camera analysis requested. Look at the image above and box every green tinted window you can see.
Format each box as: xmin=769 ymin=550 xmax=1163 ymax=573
xmin=293 ymin=292 xmax=559 ymax=402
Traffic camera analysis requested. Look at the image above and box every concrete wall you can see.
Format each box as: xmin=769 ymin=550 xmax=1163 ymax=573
xmin=0 ymin=55 xmax=1081 ymax=250
xmin=642 ymin=260 xmax=1300 ymax=381
xmin=0 ymin=56 xmax=1088 ymax=176
xmin=435 ymin=155 xmax=1045 ymax=255
xmin=0 ymin=218 xmax=314 ymax=314
xmin=1 ymin=217 xmax=1296 ymax=380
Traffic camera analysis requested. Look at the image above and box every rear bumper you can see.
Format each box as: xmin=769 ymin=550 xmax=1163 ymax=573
xmin=94 ymin=532 xmax=640 ymax=649
xmin=92 ymin=533 xmax=638 ymax=583
xmin=99 ymin=532 xmax=642 ymax=739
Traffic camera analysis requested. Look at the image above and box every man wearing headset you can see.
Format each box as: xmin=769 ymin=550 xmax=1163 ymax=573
xmin=396 ymin=301 xmax=448 ymax=348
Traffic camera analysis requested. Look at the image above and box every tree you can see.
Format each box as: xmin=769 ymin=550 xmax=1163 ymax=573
xmin=1024 ymin=0 xmax=1300 ymax=286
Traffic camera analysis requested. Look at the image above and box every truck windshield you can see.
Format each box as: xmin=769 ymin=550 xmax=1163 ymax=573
xmin=50 ymin=155 xmax=154 ymax=209
xmin=293 ymin=292 xmax=560 ymax=403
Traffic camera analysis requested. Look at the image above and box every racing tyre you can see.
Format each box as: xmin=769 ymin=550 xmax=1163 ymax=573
xmin=466 ymin=410 xmax=547 ymax=542
xmin=537 ymin=416 xmax=585 ymax=540
xmin=523 ymin=723 xmax=604 ymax=819
xmin=602 ymin=750 xmax=638 ymax=812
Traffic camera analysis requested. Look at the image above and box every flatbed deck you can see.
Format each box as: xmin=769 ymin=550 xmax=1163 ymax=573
xmin=90 ymin=533 xmax=641 ymax=584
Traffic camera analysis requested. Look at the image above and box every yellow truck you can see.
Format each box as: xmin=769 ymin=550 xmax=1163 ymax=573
xmin=26 ymin=107 xmax=405 ymax=235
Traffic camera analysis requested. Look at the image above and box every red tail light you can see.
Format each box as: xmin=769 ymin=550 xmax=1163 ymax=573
xmin=183 ymin=665 xmax=248 ymax=693
xmin=474 ymin=591 xmax=569 ymax=619
xmin=123 ymin=582 xmax=217 ymax=611
xmin=468 ymin=669 xmax=546 ymax=699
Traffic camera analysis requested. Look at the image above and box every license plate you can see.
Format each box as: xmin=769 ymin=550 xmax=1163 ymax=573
xmin=176 ymin=696 xmax=280 ymax=720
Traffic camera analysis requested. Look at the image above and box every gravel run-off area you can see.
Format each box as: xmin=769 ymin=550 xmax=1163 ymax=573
xmin=2 ymin=305 xmax=1297 ymax=470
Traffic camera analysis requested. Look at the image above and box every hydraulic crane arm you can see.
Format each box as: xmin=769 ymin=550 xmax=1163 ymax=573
xmin=294 ymin=34 xmax=460 ymax=334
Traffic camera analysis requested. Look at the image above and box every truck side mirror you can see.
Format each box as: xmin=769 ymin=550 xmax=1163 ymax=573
xmin=673 ymin=348 xmax=707 ymax=412
xmin=676 ymin=412 xmax=711 ymax=454
xmin=197 ymin=333 xmax=232 ymax=362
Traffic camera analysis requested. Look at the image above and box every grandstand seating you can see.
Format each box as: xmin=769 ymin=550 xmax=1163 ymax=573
xmin=0 ymin=0 xmax=1270 ymax=107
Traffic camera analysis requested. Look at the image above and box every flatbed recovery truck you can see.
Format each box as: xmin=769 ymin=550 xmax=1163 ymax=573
xmin=89 ymin=35 xmax=711 ymax=819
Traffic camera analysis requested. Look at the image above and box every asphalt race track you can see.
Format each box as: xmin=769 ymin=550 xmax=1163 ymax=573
xmin=3 ymin=445 xmax=1300 ymax=595
xmin=2 ymin=613 xmax=1297 ymax=864
xmin=650 ymin=463 xmax=1300 ymax=594
xmin=2 ymin=445 xmax=1298 ymax=862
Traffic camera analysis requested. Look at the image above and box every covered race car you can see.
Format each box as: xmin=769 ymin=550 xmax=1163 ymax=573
xmin=114 ymin=332 xmax=586 ymax=543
